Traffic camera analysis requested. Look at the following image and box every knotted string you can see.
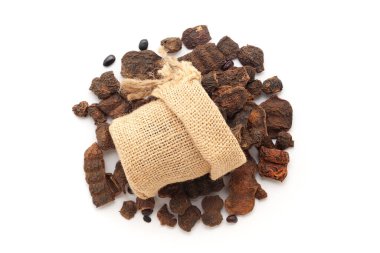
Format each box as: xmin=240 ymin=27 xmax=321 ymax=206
xmin=120 ymin=47 xmax=201 ymax=101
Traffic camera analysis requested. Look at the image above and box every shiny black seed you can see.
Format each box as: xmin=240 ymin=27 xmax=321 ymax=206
xmin=127 ymin=187 xmax=134 ymax=194
xmin=226 ymin=215 xmax=238 ymax=223
xmin=222 ymin=60 xmax=234 ymax=70
xmin=142 ymin=209 xmax=153 ymax=216
xmin=139 ymin=39 xmax=148 ymax=50
xmin=143 ymin=215 xmax=151 ymax=223
xmin=103 ymin=55 xmax=116 ymax=67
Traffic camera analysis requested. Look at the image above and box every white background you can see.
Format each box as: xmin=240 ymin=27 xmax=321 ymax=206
xmin=0 ymin=0 xmax=379 ymax=252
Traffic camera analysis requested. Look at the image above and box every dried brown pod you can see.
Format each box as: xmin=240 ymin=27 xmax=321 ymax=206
xmin=91 ymin=192 xmax=115 ymax=208
xmin=229 ymin=102 xmax=256 ymax=148
xmin=177 ymin=52 xmax=192 ymax=62
xmin=244 ymin=66 xmax=256 ymax=82
xmin=98 ymin=94 xmax=123 ymax=114
xmin=89 ymin=71 xmax=120 ymax=99
xmin=258 ymin=160 xmax=288 ymax=182
xmin=113 ymin=161 xmax=128 ymax=194
xmin=183 ymin=180 xmax=200 ymax=199
xmin=275 ymin=131 xmax=294 ymax=150
xmin=95 ymin=123 xmax=114 ymax=150
xmin=217 ymin=36 xmax=239 ymax=60
xmin=158 ymin=183 xmax=183 ymax=198
xmin=84 ymin=143 xmax=114 ymax=207
xmin=183 ymin=174 xmax=224 ymax=199
xmin=98 ymin=94 xmax=130 ymax=119
xmin=230 ymin=124 xmax=243 ymax=144
xmin=260 ymin=135 xmax=276 ymax=149
xmin=120 ymin=201 xmax=137 ymax=220
xmin=181 ymin=25 xmax=211 ymax=49
xmin=129 ymin=96 xmax=157 ymax=112
xmin=178 ymin=205 xmax=201 ymax=232
xmin=105 ymin=173 xmax=122 ymax=197
xmin=161 ymin=37 xmax=182 ymax=53
xmin=202 ymin=195 xmax=223 ymax=212
xmin=85 ymin=170 xmax=104 ymax=184
xmin=262 ymin=76 xmax=283 ymax=94
xmin=108 ymin=101 xmax=129 ymax=119
xmin=212 ymin=86 xmax=249 ymax=117
xmin=224 ymin=194 xmax=255 ymax=216
xmin=201 ymin=67 xmax=250 ymax=91
xmin=229 ymin=102 xmax=255 ymax=128
xmin=225 ymin=160 xmax=259 ymax=215
xmin=204 ymin=177 xmax=225 ymax=194
xmin=88 ymin=103 xmax=107 ymax=125
xmin=89 ymin=181 xmax=108 ymax=195
xmin=260 ymin=146 xmax=289 ymax=165
xmin=255 ymin=186 xmax=268 ymax=200
xmin=248 ymin=103 xmax=268 ymax=137
xmin=231 ymin=113 xmax=263 ymax=150
xmin=157 ymin=204 xmax=177 ymax=227
xmin=228 ymin=161 xmax=257 ymax=194
xmin=72 ymin=101 xmax=89 ymax=117
xmin=258 ymin=147 xmax=289 ymax=181
xmin=246 ymin=80 xmax=263 ymax=98
xmin=260 ymin=95 xmax=293 ymax=138
xmin=178 ymin=43 xmax=226 ymax=74
xmin=141 ymin=209 xmax=153 ymax=216
xmin=201 ymin=211 xmax=223 ymax=227
xmin=208 ymin=176 xmax=224 ymax=192
xmin=136 ymin=197 xmax=155 ymax=210
xmin=238 ymin=45 xmax=264 ymax=73
xmin=201 ymin=72 xmax=220 ymax=94
xmin=247 ymin=159 xmax=268 ymax=200
xmin=121 ymin=50 xmax=163 ymax=79
xmin=169 ymin=192 xmax=191 ymax=215
xmin=245 ymin=129 xmax=263 ymax=149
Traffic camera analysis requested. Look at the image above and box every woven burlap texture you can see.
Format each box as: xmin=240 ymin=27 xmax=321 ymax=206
xmin=109 ymin=53 xmax=246 ymax=199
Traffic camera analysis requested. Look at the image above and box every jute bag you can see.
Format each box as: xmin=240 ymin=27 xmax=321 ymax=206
xmin=109 ymin=49 xmax=246 ymax=199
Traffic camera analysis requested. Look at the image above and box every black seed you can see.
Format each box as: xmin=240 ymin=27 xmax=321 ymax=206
xmin=226 ymin=215 xmax=238 ymax=223
xmin=127 ymin=187 xmax=134 ymax=194
xmin=139 ymin=39 xmax=149 ymax=51
xmin=143 ymin=215 xmax=151 ymax=223
xmin=222 ymin=60 xmax=234 ymax=71
xmin=103 ymin=55 xmax=115 ymax=67
xmin=142 ymin=209 xmax=153 ymax=216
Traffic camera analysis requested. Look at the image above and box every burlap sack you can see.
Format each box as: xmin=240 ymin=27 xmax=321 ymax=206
xmin=109 ymin=51 xmax=246 ymax=199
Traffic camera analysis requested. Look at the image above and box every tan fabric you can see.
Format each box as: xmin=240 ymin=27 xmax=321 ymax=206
xmin=109 ymin=52 xmax=246 ymax=199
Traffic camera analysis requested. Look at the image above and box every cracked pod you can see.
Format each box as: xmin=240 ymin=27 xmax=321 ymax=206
xmin=110 ymin=54 xmax=246 ymax=199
